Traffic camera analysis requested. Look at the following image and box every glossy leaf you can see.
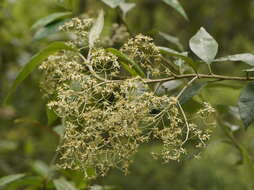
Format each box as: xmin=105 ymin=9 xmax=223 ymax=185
xmin=4 ymin=42 xmax=76 ymax=104
xmin=179 ymin=81 xmax=207 ymax=104
xmin=159 ymin=32 xmax=184 ymax=51
xmin=101 ymin=0 xmax=124 ymax=8
xmin=89 ymin=10 xmax=104 ymax=48
xmin=189 ymin=27 xmax=218 ymax=64
xmin=31 ymin=12 xmax=72 ymax=30
xmin=0 ymin=174 xmax=26 ymax=187
xmin=238 ymin=82 xmax=254 ymax=128
xmin=107 ymin=48 xmax=146 ymax=78
xmin=162 ymin=0 xmax=188 ymax=20
xmin=53 ymin=178 xmax=78 ymax=190
xmin=215 ymin=53 xmax=254 ymax=66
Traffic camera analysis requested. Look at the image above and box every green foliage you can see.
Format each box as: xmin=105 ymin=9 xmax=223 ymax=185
xmin=189 ymin=27 xmax=218 ymax=64
xmin=162 ymin=0 xmax=188 ymax=20
xmin=0 ymin=174 xmax=26 ymax=187
xmin=89 ymin=10 xmax=104 ymax=48
xmin=238 ymin=82 xmax=254 ymax=128
xmin=4 ymin=42 xmax=76 ymax=104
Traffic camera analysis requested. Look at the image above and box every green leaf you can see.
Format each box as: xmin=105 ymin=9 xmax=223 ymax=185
xmin=243 ymin=68 xmax=254 ymax=72
xmin=159 ymin=32 xmax=184 ymax=51
xmin=119 ymin=2 xmax=136 ymax=18
xmin=33 ymin=20 xmax=66 ymax=41
xmin=158 ymin=46 xmax=199 ymax=71
xmin=46 ymin=107 xmax=58 ymax=126
xmin=89 ymin=10 xmax=104 ymax=48
xmin=106 ymin=48 xmax=146 ymax=78
xmin=31 ymin=161 xmax=52 ymax=178
xmin=31 ymin=12 xmax=72 ymax=30
xmin=179 ymin=81 xmax=207 ymax=104
xmin=4 ymin=42 xmax=76 ymax=104
xmin=53 ymin=125 xmax=65 ymax=137
xmin=0 ymin=174 xmax=26 ymax=187
xmin=215 ymin=53 xmax=254 ymax=66
xmin=53 ymin=178 xmax=78 ymax=190
xmin=162 ymin=0 xmax=188 ymax=20
xmin=189 ymin=27 xmax=218 ymax=64
xmin=238 ymin=82 xmax=254 ymax=128
xmin=101 ymin=0 xmax=124 ymax=8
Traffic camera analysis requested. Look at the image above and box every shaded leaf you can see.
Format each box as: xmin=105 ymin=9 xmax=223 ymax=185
xmin=179 ymin=81 xmax=207 ymax=104
xmin=215 ymin=53 xmax=254 ymax=66
xmin=159 ymin=32 xmax=184 ymax=51
xmin=238 ymin=82 xmax=254 ymax=128
xmin=158 ymin=46 xmax=199 ymax=71
xmin=0 ymin=174 xmax=26 ymax=187
xmin=162 ymin=0 xmax=188 ymax=20
xmin=53 ymin=125 xmax=65 ymax=137
xmin=33 ymin=20 xmax=66 ymax=41
xmin=89 ymin=10 xmax=104 ymax=48
xmin=53 ymin=178 xmax=78 ymax=190
xmin=101 ymin=0 xmax=124 ymax=8
xmin=46 ymin=107 xmax=58 ymax=126
xmin=4 ymin=42 xmax=76 ymax=104
xmin=107 ymin=48 xmax=146 ymax=78
xmin=31 ymin=12 xmax=72 ymax=30
xmin=189 ymin=27 xmax=218 ymax=64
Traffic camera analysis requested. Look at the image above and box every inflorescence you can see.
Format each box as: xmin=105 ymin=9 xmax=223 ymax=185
xmin=39 ymin=16 xmax=216 ymax=178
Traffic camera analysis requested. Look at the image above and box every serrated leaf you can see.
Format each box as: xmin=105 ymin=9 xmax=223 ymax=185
xmin=159 ymin=32 xmax=184 ymax=51
xmin=31 ymin=12 xmax=72 ymax=30
xmin=0 ymin=174 xmax=26 ymax=187
xmin=101 ymin=0 xmax=124 ymax=8
xmin=53 ymin=178 xmax=78 ymax=190
xmin=238 ymin=82 xmax=254 ymax=128
xmin=215 ymin=53 xmax=254 ymax=66
xmin=119 ymin=2 xmax=136 ymax=18
xmin=189 ymin=27 xmax=218 ymax=64
xmin=106 ymin=48 xmax=146 ymax=78
xmin=162 ymin=0 xmax=188 ymax=20
xmin=4 ymin=42 xmax=76 ymax=104
xmin=46 ymin=107 xmax=58 ymax=126
xmin=179 ymin=81 xmax=207 ymax=104
xmin=89 ymin=10 xmax=104 ymax=48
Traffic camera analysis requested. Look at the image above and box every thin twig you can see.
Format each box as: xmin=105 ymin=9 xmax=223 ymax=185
xmin=177 ymin=101 xmax=190 ymax=146
xmin=145 ymin=73 xmax=254 ymax=84
xmin=176 ymin=76 xmax=198 ymax=99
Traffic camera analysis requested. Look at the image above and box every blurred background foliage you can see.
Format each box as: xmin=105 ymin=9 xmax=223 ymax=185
xmin=1 ymin=0 xmax=254 ymax=189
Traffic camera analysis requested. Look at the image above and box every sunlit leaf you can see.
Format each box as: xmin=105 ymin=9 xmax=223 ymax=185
xmin=106 ymin=48 xmax=146 ymax=78
xmin=238 ymin=82 xmax=254 ymax=128
xmin=162 ymin=0 xmax=188 ymax=20
xmin=4 ymin=42 xmax=76 ymax=104
xmin=215 ymin=53 xmax=254 ymax=66
xmin=101 ymin=0 xmax=124 ymax=8
xmin=31 ymin=12 xmax=72 ymax=30
xmin=0 ymin=174 xmax=26 ymax=187
xmin=179 ymin=81 xmax=207 ymax=104
xmin=53 ymin=178 xmax=78 ymax=190
xmin=89 ymin=10 xmax=104 ymax=48
xmin=159 ymin=32 xmax=184 ymax=51
xmin=189 ymin=27 xmax=218 ymax=64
